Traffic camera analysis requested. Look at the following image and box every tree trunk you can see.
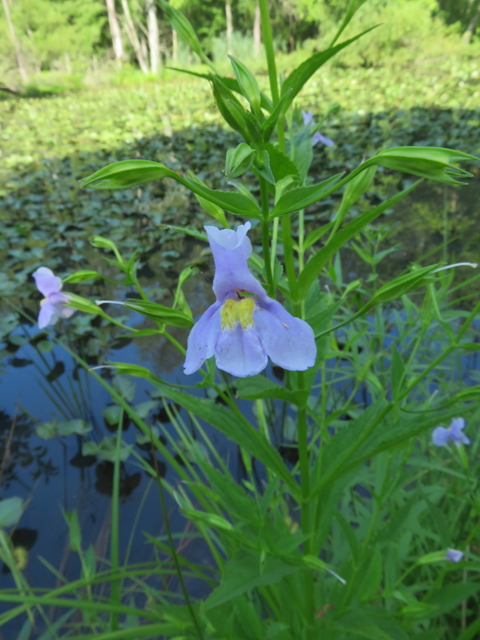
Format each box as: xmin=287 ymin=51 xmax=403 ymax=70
xmin=463 ymin=0 xmax=480 ymax=43
xmin=289 ymin=12 xmax=295 ymax=52
xmin=226 ymin=0 xmax=233 ymax=55
xmin=146 ymin=0 xmax=161 ymax=73
xmin=140 ymin=34 xmax=148 ymax=65
xmin=64 ymin=52 xmax=72 ymax=74
xmin=120 ymin=0 xmax=148 ymax=73
xmin=1 ymin=0 xmax=28 ymax=83
xmin=172 ymin=28 xmax=177 ymax=62
xmin=105 ymin=0 xmax=124 ymax=62
xmin=253 ymin=0 xmax=261 ymax=58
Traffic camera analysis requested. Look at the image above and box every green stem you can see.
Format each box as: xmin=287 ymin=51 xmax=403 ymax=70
xmin=150 ymin=432 xmax=204 ymax=640
xmin=259 ymin=176 xmax=275 ymax=295
xmin=282 ymin=214 xmax=299 ymax=300
xmin=258 ymin=0 xmax=286 ymax=150
xmin=110 ymin=408 xmax=123 ymax=632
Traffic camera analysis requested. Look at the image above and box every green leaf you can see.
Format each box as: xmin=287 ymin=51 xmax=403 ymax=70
xmin=187 ymin=171 xmax=230 ymax=228
xmin=182 ymin=510 xmax=234 ymax=533
xmin=102 ymin=404 xmax=123 ymax=426
xmin=329 ymin=0 xmax=369 ymax=46
xmin=81 ymin=160 xmax=261 ymax=218
xmin=62 ymin=270 xmax=103 ymax=284
xmin=225 ymin=143 xmax=255 ymax=180
xmin=303 ymin=222 xmax=334 ymax=251
xmin=307 ymin=296 xmax=345 ymax=337
xmin=132 ymin=400 xmax=158 ymax=419
xmin=265 ymin=143 xmax=300 ymax=185
xmin=391 ymin=345 xmax=406 ymax=403
xmin=16 ymin=619 xmax=32 ymax=640
xmin=0 ymin=497 xmax=23 ymax=528
xmin=57 ymin=419 xmax=92 ymax=437
xmin=64 ymin=509 xmax=81 ymax=552
xmin=36 ymin=340 xmax=54 ymax=354
xmin=253 ymin=150 xmax=276 ymax=184
xmin=367 ymin=146 xmax=477 ymax=185
xmin=262 ymin=89 xmax=293 ymax=143
xmin=280 ymin=26 xmax=378 ymax=112
xmin=89 ymin=235 xmax=120 ymax=253
xmin=153 ymin=385 xmax=299 ymax=496
xmin=358 ymin=545 xmax=382 ymax=602
xmin=426 ymin=583 xmax=480 ymax=618
xmin=125 ymin=299 xmax=194 ymax=329
xmin=236 ymin=376 xmax=308 ymax=406
xmin=210 ymin=77 xmax=257 ymax=144
xmin=202 ymin=550 xmax=300 ymax=612
xmin=298 ymin=180 xmax=421 ymax=299
xmin=84 ymin=545 xmax=96 ymax=581
xmin=35 ymin=421 xmax=57 ymax=439
xmin=228 ymin=56 xmax=261 ymax=116
xmin=82 ymin=437 xmax=132 ymax=463
xmin=112 ymin=375 xmax=136 ymax=402
xmin=270 ymin=173 xmax=344 ymax=218
xmin=158 ymin=0 xmax=210 ymax=66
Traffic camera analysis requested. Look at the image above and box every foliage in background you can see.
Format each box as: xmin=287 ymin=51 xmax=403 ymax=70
xmin=2 ymin=0 xmax=480 ymax=87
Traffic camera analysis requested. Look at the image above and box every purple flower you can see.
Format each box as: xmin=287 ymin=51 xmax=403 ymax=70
xmin=32 ymin=267 xmax=75 ymax=329
xmin=301 ymin=110 xmax=334 ymax=147
xmin=432 ymin=418 xmax=470 ymax=447
xmin=446 ymin=548 xmax=464 ymax=562
xmin=184 ymin=222 xmax=316 ymax=378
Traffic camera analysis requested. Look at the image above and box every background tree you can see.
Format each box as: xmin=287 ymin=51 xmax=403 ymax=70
xmin=105 ymin=0 xmax=124 ymax=63
xmin=120 ymin=0 xmax=148 ymax=72
xmin=1 ymin=0 xmax=27 ymax=82
xmin=146 ymin=0 xmax=160 ymax=72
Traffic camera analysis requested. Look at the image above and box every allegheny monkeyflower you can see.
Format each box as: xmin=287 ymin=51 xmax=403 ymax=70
xmin=184 ymin=223 xmax=316 ymax=377
xmin=302 ymin=110 xmax=334 ymax=147
xmin=32 ymin=267 xmax=75 ymax=329
xmin=432 ymin=418 xmax=470 ymax=447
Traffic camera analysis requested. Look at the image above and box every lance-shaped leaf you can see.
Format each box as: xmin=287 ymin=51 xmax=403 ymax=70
xmin=297 ymin=180 xmax=421 ymax=299
xmin=280 ymin=26 xmax=378 ymax=113
xmin=329 ymin=0 xmax=369 ymax=46
xmin=153 ymin=385 xmax=300 ymax=496
xmin=228 ymin=55 xmax=261 ymax=116
xmin=158 ymin=0 xmax=211 ymax=67
xmin=124 ymin=299 xmax=194 ymax=329
xmin=187 ymin=171 xmax=230 ymax=227
xmin=225 ymin=143 xmax=255 ymax=180
xmin=270 ymin=173 xmax=344 ymax=218
xmin=364 ymin=146 xmax=478 ymax=185
xmin=63 ymin=270 xmax=116 ymax=285
xmin=237 ymin=376 xmax=309 ymax=405
xmin=168 ymin=67 xmax=273 ymax=112
xmin=81 ymin=160 xmax=261 ymax=218
xmin=262 ymin=89 xmax=293 ymax=143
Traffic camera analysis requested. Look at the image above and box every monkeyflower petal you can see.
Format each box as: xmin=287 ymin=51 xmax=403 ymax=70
xmin=445 ymin=548 xmax=464 ymax=562
xmin=32 ymin=267 xmax=75 ymax=329
xmin=432 ymin=417 xmax=470 ymax=447
xmin=184 ymin=222 xmax=316 ymax=378
xmin=302 ymin=110 xmax=334 ymax=148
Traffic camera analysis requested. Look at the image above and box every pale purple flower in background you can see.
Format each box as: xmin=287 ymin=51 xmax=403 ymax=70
xmin=446 ymin=548 xmax=464 ymax=562
xmin=184 ymin=222 xmax=316 ymax=378
xmin=32 ymin=267 xmax=75 ymax=329
xmin=301 ymin=110 xmax=334 ymax=147
xmin=432 ymin=418 xmax=470 ymax=447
